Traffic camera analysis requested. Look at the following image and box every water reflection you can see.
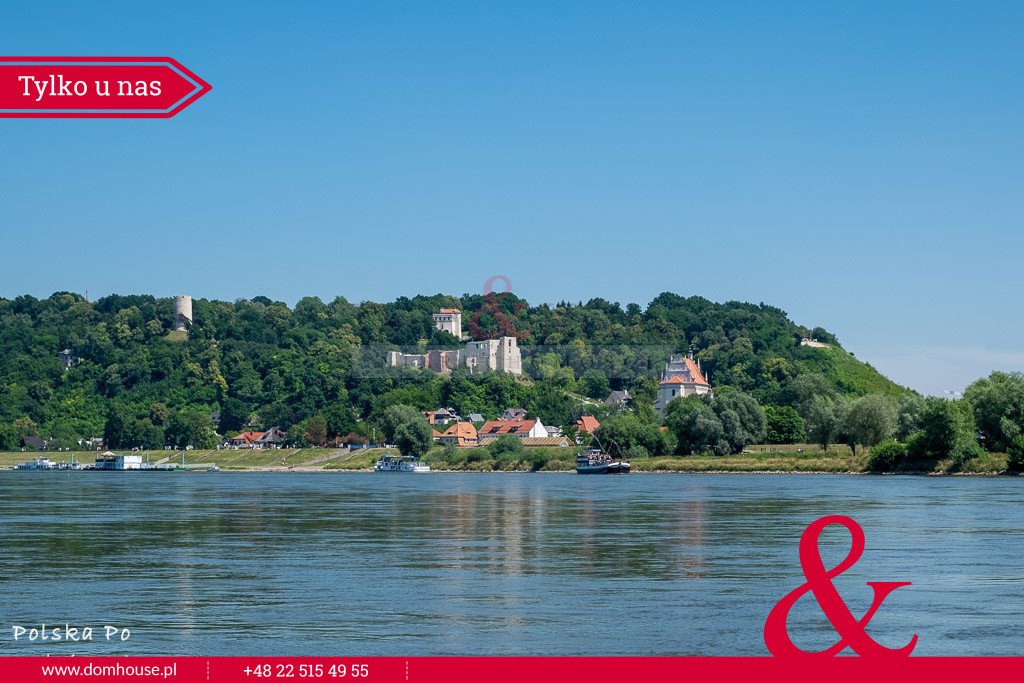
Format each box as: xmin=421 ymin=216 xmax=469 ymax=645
xmin=0 ymin=473 xmax=1021 ymax=655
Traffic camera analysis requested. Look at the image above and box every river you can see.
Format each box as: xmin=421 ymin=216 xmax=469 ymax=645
xmin=0 ymin=472 xmax=1021 ymax=655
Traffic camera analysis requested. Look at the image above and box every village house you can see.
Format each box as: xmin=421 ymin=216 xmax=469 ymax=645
xmin=604 ymin=389 xmax=631 ymax=407
xmin=435 ymin=421 xmax=478 ymax=447
xmin=229 ymin=431 xmax=263 ymax=447
xmin=654 ymin=353 xmax=713 ymax=417
xmin=477 ymin=418 xmax=550 ymax=441
xmin=501 ymin=408 xmax=527 ymax=421
xmin=256 ymin=427 xmax=287 ymax=447
xmin=423 ymin=407 xmax=461 ymax=425
xmin=575 ymin=415 xmax=601 ymax=434
xmin=20 ymin=435 xmax=50 ymax=451
xmin=228 ymin=426 xmax=287 ymax=449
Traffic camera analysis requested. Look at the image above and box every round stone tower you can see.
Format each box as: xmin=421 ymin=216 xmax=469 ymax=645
xmin=173 ymin=295 xmax=193 ymax=332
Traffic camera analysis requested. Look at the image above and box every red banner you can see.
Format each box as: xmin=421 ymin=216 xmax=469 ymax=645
xmin=0 ymin=57 xmax=210 ymax=117
xmin=0 ymin=656 xmax=1021 ymax=683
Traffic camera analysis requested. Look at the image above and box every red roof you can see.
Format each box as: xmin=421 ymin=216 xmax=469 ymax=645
xmin=438 ymin=308 xmax=461 ymax=314
xmin=659 ymin=357 xmax=709 ymax=386
xmin=231 ymin=431 xmax=264 ymax=444
xmin=479 ymin=419 xmax=538 ymax=436
xmin=443 ymin=422 xmax=476 ymax=437
xmin=440 ymin=422 xmax=478 ymax=442
xmin=575 ymin=415 xmax=600 ymax=433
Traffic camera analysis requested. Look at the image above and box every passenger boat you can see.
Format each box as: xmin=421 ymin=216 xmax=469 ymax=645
xmin=14 ymin=457 xmax=57 ymax=471
xmin=373 ymin=454 xmax=431 ymax=472
xmin=13 ymin=457 xmax=83 ymax=471
xmin=575 ymin=449 xmax=630 ymax=474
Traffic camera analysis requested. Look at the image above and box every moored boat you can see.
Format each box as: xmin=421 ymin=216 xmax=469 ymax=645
xmin=13 ymin=456 xmax=83 ymax=471
xmin=373 ymin=454 xmax=431 ymax=472
xmin=14 ymin=457 xmax=57 ymax=471
xmin=575 ymin=449 xmax=631 ymax=475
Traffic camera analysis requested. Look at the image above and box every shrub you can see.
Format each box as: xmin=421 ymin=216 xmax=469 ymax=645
xmin=488 ymin=435 xmax=523 ymax=459
xmin=906 ymin=432 xmax=926 ymax=460
xmin=947 ymin=440 xmax=984 ymax=471
xmin=1007 ymin=435 xmax=1024 ymax=471
xmin=523 ymin=448 xmax=550 ymax=472
xmin=868 ymin=440 xmax=907 ymax=472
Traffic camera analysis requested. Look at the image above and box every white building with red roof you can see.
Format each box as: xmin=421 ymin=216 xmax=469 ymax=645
xmin=477 ymin=418 xmax=549 ymax=441
xmin=435 ymin=421 xmax=479 ymax=447
xmin=432 ymin=308 xmax=462 ymax=339
xmin=655 ymin=353 xmax=713 ymax=416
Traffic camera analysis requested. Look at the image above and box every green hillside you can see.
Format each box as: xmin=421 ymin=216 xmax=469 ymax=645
xmin=793 ymin=345 xmax=907 ymax=398
xmin=0 ymin=291 xmax=910 ymax=450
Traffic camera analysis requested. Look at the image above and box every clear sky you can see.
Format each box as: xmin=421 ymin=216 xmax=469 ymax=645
xmin=2 ymin=2 xmax=1022 ymax=395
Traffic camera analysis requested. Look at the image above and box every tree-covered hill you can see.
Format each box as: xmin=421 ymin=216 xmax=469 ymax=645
xmin=0 ymin=290 xmax=909 ymax=449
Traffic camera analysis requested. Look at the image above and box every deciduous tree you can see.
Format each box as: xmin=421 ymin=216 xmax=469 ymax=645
xmin=764 ymin=405 xmax=806 ymax=444
xmin=805 ymin=396 xmax=843 ymax=452
xmin=909 ymin=398 xmax=979 ymax=467
xmin=964 ymin=371 xmax=1024 ymax=452
xmin=842 ymin=395 xmax=897 ymax=454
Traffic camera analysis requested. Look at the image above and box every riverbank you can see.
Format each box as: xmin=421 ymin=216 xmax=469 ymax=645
xmin=0 ymin=444 xmax=1013 ymax=474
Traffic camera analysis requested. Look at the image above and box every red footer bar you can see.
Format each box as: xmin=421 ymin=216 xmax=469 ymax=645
xmin=1 ymin=656 xmax=1020 ymax=683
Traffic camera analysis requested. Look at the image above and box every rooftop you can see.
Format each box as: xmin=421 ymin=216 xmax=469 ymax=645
xmin=659 ymin=357 xmax=709 ymax=386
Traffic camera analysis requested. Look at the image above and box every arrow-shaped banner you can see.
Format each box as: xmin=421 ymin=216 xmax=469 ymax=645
xmin=0 ymin=56 xmax=211 ymax=118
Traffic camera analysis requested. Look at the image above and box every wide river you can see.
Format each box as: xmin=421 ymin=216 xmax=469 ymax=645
xmin=0 ymin=472 xmax=1021 ymax=656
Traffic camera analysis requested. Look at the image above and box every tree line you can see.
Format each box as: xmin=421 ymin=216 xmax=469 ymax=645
xmin=7 ymin=290 xmax=1016 ymax=471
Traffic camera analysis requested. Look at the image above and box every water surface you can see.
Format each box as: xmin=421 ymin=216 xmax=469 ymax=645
xmin=1 ymin=472 xmax=1021 ymax=655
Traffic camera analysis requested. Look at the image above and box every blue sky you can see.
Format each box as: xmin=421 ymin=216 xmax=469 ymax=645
xmin=2 ymin=2 xmax=1022 ymax=395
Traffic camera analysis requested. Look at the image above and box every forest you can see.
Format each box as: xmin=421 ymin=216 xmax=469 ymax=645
xmin=3 ymin=289 xmax=1019 ymax=471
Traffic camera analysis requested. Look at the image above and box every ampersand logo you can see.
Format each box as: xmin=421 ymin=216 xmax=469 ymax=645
xmin=468 ymin=275 xmax=530 ymax=340
xmin=764 ymin=515 xmax=918 ymax=657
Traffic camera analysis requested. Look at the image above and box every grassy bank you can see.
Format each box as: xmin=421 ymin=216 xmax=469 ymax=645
xmin=0 ymin=448 xmax=380 ymax=471
xmin=0 ymin=444 xmax=1012 ymax=474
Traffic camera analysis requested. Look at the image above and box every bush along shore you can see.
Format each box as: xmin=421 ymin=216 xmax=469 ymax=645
xmin=1 ymin=443 xmax=1012 ymax=474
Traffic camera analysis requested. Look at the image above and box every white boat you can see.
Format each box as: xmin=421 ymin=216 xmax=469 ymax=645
xmin=15 ymin=457 xmax=84 ymax=471
xmin=373 ymin=454 xmax=431 ymax=472
xmin=14 ymin=457 xmax=57 ymax=470
xmin=208 ymin=465 xmax=221 ymax=472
